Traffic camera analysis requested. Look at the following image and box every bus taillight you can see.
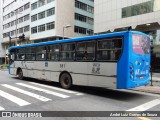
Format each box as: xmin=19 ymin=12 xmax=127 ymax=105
xmin=130 ymin=65 xmax=134 ymax=79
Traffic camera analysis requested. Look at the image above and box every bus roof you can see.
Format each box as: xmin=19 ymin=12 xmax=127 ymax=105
xmin=8 ymin=30 xmax=149 ymax=51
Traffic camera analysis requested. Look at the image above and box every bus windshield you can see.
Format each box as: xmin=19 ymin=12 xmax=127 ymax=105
xmin=132 ymin=34 xmax=150 ymax=54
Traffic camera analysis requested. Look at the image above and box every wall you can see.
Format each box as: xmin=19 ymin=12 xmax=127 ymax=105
xmin=55 ymin=0 xmax=74 ymax=38
xmin=94 ymin=0 xmax=160 ymax=33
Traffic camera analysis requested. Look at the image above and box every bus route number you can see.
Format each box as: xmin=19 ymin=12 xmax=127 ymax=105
xmin=60 ymin=64 xmax=65 ymax=68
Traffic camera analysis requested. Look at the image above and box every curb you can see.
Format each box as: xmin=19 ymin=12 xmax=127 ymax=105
xmin=131 ymin=89 xmax=160 ymax=95
xmin=0 ymin=69 xmax=8 ymax=71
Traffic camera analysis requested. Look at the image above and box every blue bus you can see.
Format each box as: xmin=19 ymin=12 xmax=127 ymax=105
xmin=8 ymin=31 xmax=150 ymax=89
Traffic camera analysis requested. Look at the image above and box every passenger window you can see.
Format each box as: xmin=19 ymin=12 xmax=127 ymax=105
xmin=36 ymin=46 xmax=46 ymax=60
xmin=47 ymin=45 xmax=60 ymax=61
xmin=25 ymin=47 xmax=36 ymax=61
xmin=17 ymin=48 xmax=25 ymax=60
xmin=76 ymin=41 xmax=95 ymax=61
xmin=10 ymin=49 xmax=16 ymax=61
xmin=60 ymin=43 xmax=75 ymax=61
xmin=97 ymin=38 xmax=123 ymax=61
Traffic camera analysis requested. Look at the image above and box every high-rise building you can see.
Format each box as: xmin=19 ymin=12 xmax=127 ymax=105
xmin=0 ymin=0 xmax=94 ymax=63
xmin=94 ymin=0 xmax=160 ymax=44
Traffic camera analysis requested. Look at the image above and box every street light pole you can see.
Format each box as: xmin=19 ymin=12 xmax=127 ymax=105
xmin=63 ymin=25 xmax=71 ymax=39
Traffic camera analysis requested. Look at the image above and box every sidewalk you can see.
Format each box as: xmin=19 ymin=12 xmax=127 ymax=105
xmin=132 ymin=86 xmax=160 ymax=95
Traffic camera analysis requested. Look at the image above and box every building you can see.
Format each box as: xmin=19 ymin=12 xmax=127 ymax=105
xmin=0 ymin=0 xmax=31 ymax=64
xmin=0 ymin=1 xmax=5 ymax=64
xmin=94 ymin=0 xmax=160 ymax=44
xmin=0 ymin=0 xmax=94 ymax=63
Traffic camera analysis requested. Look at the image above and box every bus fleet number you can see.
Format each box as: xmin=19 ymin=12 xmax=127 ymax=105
xmin=60 ymin=64 xmax=65 ymax=68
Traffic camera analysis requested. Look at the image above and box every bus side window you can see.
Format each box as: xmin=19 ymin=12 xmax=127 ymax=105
xmin=17 ymin=48 xmax=25 ymax=61
xmin=48 ymin=45 xmax=60 ymax=61
xmin=97 ymin=38 xmax=122 ymax=61
xmin=76 ymin=41 xmax=95 ymax=61
xmin=26 ymin=47 xmax=36 ymax=61
xmin=61 ymin=43 xmax=75 ymax=61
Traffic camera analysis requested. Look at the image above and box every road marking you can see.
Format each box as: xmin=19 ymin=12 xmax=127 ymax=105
xmin=0 ymin=106 xmax=5 ymax=111
xmin=2 ymin=84 xmax=52 ymax=102
xmin=16 ymin=83 xmax=70 ymax=98
xmin=138 ymin=117 xmax=151 ymax=120
xmin=29 ymin=82 xmax=83 ymax=95
xmin=0 ymin=90 xmax=30 ymax=106
xmin=76 ymin=93 xmax=84 ymax=95
xmin=127 ymin=99 xmax=160 ymax=111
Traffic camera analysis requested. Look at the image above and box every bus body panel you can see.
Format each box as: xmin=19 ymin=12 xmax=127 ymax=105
xmin=117 ymin=32 xmax=130 ymax=89
xmin=10 ymin=61 xmax=117 ymax=88
xmin=8 ymin=31 xmax=150 ymax=89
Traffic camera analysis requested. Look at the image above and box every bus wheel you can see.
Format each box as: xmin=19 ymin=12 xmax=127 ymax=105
xmin=17 ymin=69 xmax=23 ymax=80
xmin=60 ymin=73 xmax=72 ymax=89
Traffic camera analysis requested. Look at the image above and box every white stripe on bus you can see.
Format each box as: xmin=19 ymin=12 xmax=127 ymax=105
xmin=16 ymin=83 xmax=70 ymax=98
xmin=0 ymin=90 xmax=30 ymax=106
xmin=0 ymin=106 xmax=5 ymax=111
xmin=29 ymin=82 xmax=79 ymax=94
xmin=2 ymin=84 xmax=52 ymax=102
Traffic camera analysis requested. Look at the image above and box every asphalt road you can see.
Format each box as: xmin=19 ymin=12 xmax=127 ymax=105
xmin=0 ymin=70 xmax=160 ymax=120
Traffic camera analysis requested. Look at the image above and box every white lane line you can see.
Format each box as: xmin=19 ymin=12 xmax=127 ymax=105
xmin=0 ymin=106 xmax=5 ymax=111
xmin=127 ymin=99 xmax=160 ymax=111
xmin=29 ymin=82 xmax=81 ymax=94
xmin=0 ymin=90 xmax=30 ymax=106
xmin=76 ymin=93 xmax=84 ymax=96
xmin=16 ymin=83 xmax=70 ymax=98
xmin=2 ymin=84 xmax=52 ymax=102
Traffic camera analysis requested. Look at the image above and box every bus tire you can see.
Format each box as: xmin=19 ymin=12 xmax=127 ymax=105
xmin=60 ymin=73 xmax=72 ymax=89
xmin=17 ymin=68 xmax=23 ymax=80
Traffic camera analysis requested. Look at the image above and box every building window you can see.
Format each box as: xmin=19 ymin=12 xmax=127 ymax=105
xmin=122 ymin=1 xmax=154 ymax=18
xmin=24 ymin=3 xmax=30 ymax=10
xmin=87 ymin=29 xmax=93 ymax=35
xmin=7 ymin=23 xmax=10 ymax=28
xmin=24 ymin=14 xmax=30 ymax=21
xmin=75 ymin=0 xmax=87 ymax=11
xmin=74 ymin=26 xmax=87 ymax=34
xmin=87 ymin=5 xmax=94 ymax=13
xmin=31 ymin=2 xmax=37 ymax=10
xmin=38 ymin=24 xmax=45 ymax=32
xmin=11 ymin=12 xmax=14 ymax=17
xmin=8 ymin=13 xmax=11 ymax=19
xmin=47 ymin=8 xmax=55 ymax=17
xmin=38 ymin=0 xmax=45 ymax=7
xmin=19 ymin=17 xmax=23 ymax=23
xmin=75 ymin=13 xmax=87 ymax=22
xmin=46 ymin=22 xmax=55 ymax=30
xmin=11 ymin=31 xmax=15 ymax=36
xmin=31 ymin=14 xmax=37 ymax=22
xmin=87 ymin=17 xmax=94 ymax=25
xmin=38 ymin=11 xmax=45 ymax=19
xmin=19 ymin=6 xmax=23 ymax=12
xmin=19 ymin=28 xmax=23 ymax=34
xmin=24 ymin=26 xmax=30 ymax=32
xmin=47 ymin=0 xmax=54 ymax=3
xmin=31 ymin=26 xmax=37 ymax=34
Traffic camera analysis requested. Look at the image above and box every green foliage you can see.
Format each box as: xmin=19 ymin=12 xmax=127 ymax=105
xmin=1 ymin=64 xmax=8 ymax=67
